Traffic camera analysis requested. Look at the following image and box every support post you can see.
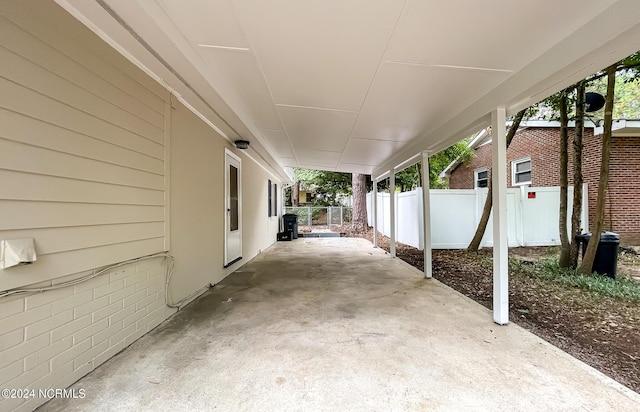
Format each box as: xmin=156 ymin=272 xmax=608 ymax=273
xmin=373 ymin=180 xmax=378 ymax=248
xmin=492 ymin=107 xmax=509 ymax=325
xmin=390 ymin=171 xmax=396 ymax=257
xmin=421 ymin=151 xmax=432 ymax=278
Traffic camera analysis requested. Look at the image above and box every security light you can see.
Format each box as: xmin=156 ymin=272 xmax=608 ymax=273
xmin=234 ymin=140 xmax=250 ymax=150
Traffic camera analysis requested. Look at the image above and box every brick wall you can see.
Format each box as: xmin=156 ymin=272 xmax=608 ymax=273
xmin=448 ymin=127 xmax=640 ymax=240
xmin=0 ymin=258 xmax=176 ymax=412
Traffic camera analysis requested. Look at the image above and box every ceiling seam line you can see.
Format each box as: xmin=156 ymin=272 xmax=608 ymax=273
xmin=226 ymin=1 xmax=300 ymax=168
xmin=337 ymin=0 xmax=408 ymax=171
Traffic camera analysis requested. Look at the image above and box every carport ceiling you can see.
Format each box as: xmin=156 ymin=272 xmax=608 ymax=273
xmin=59 ymin=0 xmax=640 ymax=178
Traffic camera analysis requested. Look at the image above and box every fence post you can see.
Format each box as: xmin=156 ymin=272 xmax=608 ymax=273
xmin=340 ymin=207 xmax=343 ymax=226
xmin=328 ymin=207 xmax=332 ymax=227
xmin=308 ymin=206 xmax=312 ymax=227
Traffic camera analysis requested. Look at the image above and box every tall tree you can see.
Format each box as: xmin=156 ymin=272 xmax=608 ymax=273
xmin=580 ymin=64 xmax=617 ymax=274
xmin=467 ymin=109 xmax=526 ymax=252
xmin=351 ymin=173 xmax=368 ymax=232
xmin=569 ymin=82 xmax=586 ymax=268
xmin=292 ymin=180 xmax=300 ymax=207
xmin=558 ymin=90 xmax=571 ymax=267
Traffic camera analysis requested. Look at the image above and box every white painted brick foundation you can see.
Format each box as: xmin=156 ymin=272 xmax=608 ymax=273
xmin=0 ymin=258 xmax=176 ymax=412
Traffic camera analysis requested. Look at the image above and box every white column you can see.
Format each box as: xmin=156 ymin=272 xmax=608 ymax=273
xmin=492 ymin=107 xmax=509 ymax=325
xmin=373 ymin=180 xmax=378 ymax=248
xmin=390 ymin=172 xmax=396 ymax=257
xmin=421 ymin=151 xmax=432 ymax=278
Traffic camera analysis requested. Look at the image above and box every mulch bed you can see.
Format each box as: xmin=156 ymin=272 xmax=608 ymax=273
xmin=334 ymin=226 xmax=640 ymax=394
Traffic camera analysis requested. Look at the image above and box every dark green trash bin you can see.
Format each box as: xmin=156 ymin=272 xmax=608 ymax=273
xmin=283 ymin=214 xmax=298 ymax=239
xmin=576 ymin=231 xmax=620 ymax=278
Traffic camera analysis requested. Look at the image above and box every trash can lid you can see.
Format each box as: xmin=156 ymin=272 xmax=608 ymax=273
xmin=599 ymin=231 xmax=620 ymax=242
xmin=577 ymin=232 xmax=591 ymax=240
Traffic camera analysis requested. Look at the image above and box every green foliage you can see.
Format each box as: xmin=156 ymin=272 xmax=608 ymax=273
xmin=589 ymin=73 xmax=640 ymax=119
xmin=510 ymin=257 xmax=640 ymax=303
xmin=377 ymin=139 xmax=474 ymax=192
xmin=293 ymin=169 xmax=353 ymax=206
xmin=538 ymin=50 xmax=640 ymax=121
xmin=430 ymin=140 xmax=474 ymax=189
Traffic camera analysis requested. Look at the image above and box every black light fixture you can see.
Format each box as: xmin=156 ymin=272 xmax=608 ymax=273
xmin=585 ymin=92 xmax=606 ymax=112
xmin=234 ymin=140 xmax=250 ymax=149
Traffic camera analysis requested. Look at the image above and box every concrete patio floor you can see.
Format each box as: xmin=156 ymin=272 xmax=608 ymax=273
xmin=39 ymin=238 xmax=640 ymax=411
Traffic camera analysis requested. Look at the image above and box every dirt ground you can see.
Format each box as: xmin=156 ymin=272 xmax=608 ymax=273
xmin=334 ymin=226 xmax=640 ymax=394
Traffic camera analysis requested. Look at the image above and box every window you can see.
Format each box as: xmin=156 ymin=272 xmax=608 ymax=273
xmin=268 ymin=180 xmax=278 ymax=217
xmin=474 ymin=168 xmax=488 ymax=188
xmin=512 ymin=158 xmax=532 ymax=186
xmin=273 ymin=183 xmax=277 ymax=216
xmin=268 ymin=180 xmax=273 ymax=217
xmin=305 ymin=192 xmax=313 ymax=203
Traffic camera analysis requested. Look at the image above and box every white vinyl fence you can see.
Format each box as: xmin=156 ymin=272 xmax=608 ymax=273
xmin=367 ymin=185 xmax=588 ymax=250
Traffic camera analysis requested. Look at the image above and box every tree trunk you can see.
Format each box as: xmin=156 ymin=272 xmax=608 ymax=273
xmin=351 ymin=173 xmax=368 ymax=232
xmin=467 ymin=109 xmax=526 ymax=252
xmin=580 ymin=65 xmax=616 ymax=274
xmin=467 ymin=183 xmax=494 ymax=252
xmin=558 ymin=91 xmax=571 ymax=267
xmin=569 ymin=83 xmax=586 ymax=268
xmin=292 ymin=180 xmax=300 ymax=207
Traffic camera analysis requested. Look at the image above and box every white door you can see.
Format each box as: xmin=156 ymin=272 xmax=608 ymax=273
xmin=224 ymin=150 xmax=242 ymax=267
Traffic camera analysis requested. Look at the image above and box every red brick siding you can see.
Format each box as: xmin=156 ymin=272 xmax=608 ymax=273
xmin=448 ymin=127 xmax=640 ymax=240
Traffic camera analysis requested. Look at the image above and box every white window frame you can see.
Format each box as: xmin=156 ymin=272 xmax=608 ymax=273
xmin=474 ymin=168 xmax=489 ymax=188
xmin=511 ymin=157 xmax=532 ymax=186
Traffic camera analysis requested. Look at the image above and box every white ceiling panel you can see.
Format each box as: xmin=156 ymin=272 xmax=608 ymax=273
xmin=261 ymin=129 xmax=294 ymax=159
xmin=352 ymin=62 xmax=510 ymax=142
xmin=199 ymin=50 xmax=283 ymax=131
xmin=341 ymin=138 xmax=406 ymax=167
xmin=386 ymin=0 xmax=618 ymax=71
xmin=337 ymin=164 xmax=375 ymax=174
xmin=158 ymin=0 xmax=249 ymax=48
xmin=279 ymin=157 xmax=299 ymax=167
xmin=295 ymin=149 xmax=342 ymax=169
xmin=61 ymin=0 xmax=640 ymax=178
xmin=278 ymin=106 xmax=358 ymax=152
xmin=230 ymin=0 xmax=405 ymax=111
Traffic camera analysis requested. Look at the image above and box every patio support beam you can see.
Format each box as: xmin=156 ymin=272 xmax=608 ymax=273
xmin=492 ymin=107 xmax=509 ymax=325
xmin=390 ymin=170 xmax=396 ymax=257
xmin=373 ymin=179 xmax=378 ymax=248
xmin=421 ymin=151 xmax=432 ymax=278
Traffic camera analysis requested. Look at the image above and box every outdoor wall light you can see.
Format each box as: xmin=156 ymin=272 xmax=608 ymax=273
xmin=585 ymin=92 xmax=605 ymax=112
xmin=234 ymin=140 xmax=250 ymax=149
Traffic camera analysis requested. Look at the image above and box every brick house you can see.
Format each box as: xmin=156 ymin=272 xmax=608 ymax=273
xmin=444 ymin=120 xmax=640 ymax=241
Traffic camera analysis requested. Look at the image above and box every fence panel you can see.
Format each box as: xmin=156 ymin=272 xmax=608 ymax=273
xmin=367 ymin=185 xmax=587 ymax=249
xmin=430 ymin=189 xmax=478 ymax=249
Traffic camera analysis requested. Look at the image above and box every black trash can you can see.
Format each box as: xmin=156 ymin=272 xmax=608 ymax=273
xmin=283 ymin=214 xmax=299 ymax=239
xmin=576 ymin=231 xmax=620 ymax=278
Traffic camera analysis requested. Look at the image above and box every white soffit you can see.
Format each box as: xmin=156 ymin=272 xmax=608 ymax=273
xmin=260 ymin=129 xmax=295 ymax=159
xmin=352 ymin=62 xmax=511 ymax=142
xmin=277 ymin=106 xmax=358 ymax=152
xmin=295 ymin=149 xmax=342 ymax=169
xmin=56 ymin=0 xmax=640 ymax=177
xmin=231 ymin=0 xmax=405 ymax=111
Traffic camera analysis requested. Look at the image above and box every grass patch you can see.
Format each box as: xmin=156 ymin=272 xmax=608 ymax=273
xmin=510 ymin=257 xmax=640 ymax=303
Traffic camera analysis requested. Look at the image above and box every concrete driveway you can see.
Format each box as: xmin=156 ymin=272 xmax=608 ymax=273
xmin=39 ymin=238 xmax=640 ymax=411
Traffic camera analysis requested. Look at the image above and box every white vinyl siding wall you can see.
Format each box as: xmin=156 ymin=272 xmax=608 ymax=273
xmin=0 ymin=1 xmax=169 ymax=291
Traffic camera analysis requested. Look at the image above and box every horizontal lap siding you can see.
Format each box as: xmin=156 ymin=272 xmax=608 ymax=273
xmin=0 ymin=2 xmax=169 ymax=291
